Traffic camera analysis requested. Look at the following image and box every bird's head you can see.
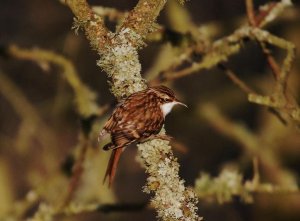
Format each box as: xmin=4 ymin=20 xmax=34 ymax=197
xmin=149 ymin=85 xmax=187 ymax=117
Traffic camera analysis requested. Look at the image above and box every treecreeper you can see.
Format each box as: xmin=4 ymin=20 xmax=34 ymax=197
xmin=98 ymin=85 xmax=187 ymax=186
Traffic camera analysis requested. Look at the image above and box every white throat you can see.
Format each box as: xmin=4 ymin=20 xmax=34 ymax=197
xmin=161 ymin=102 xmax=178 ymax=117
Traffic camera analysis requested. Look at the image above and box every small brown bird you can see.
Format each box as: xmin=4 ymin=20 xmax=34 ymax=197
xmin=99 ymin=85 xmax=186 ymax=186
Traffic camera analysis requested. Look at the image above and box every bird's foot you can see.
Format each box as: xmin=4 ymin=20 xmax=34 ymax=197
xmin=141 ymin=134 xmax=173 ymax=143
xmin=103 ymin=143 xmax=115 ymax=151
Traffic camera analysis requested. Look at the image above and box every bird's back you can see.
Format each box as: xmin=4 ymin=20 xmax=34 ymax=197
xmin=104 ymin=89 xmax=164 ymax=137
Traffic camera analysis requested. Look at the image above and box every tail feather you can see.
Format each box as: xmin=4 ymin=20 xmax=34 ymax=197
xmin=103 ymin=147 xmax=123 ymax=187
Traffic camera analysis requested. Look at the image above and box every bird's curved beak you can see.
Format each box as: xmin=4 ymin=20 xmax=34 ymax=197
xmin=175 ymin=98 xmax=188 ymax=108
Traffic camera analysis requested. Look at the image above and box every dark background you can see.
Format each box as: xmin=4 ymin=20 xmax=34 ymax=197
xmin=0 ymin=0 xmax=300 ymax=221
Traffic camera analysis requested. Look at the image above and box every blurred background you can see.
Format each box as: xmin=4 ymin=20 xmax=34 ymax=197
xmin=0 ymin=0 xmax=300 ymax=220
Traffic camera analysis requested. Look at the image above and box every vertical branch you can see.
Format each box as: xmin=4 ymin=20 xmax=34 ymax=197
xmin=65 ymin=0 xmax=201 ymax=220
xmin=137 ymin=136 xmax=199 ymax=221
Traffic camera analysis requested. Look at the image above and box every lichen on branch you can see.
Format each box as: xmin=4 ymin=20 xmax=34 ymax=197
xmin=97 ymin=27 xmax=147 ymax=99
xmin=137 ymin=135 xmax=199 ymax=221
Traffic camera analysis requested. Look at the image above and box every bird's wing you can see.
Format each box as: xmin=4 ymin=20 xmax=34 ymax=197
xmin=103 ymin=99 xmax=129 ymax=132
xmin=103 ymin=115 xmax=116 ymax=132
xmin=98 ymin=115 xmax=116 ymax=142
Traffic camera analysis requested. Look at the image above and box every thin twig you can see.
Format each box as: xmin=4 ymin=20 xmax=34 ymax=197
xmin=218 ymin=64 xmax=255 ymax=94
xmin=245 ymin=0 xmax=257 ymax=26
xmin=245 ymin=0 xmax=281 ymax=80
xmin=61 ymin=136 xmax=89 ymax=208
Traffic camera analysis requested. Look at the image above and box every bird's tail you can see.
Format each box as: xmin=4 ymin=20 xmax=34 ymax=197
xmin=103 ymin=147 xmax=123 ymax=187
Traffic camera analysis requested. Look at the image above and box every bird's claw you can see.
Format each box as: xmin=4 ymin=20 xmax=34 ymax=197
xmin=141 ymin=134 xmax=173 ymax=143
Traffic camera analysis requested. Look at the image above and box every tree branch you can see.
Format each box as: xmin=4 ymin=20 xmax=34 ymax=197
xmin=65 ymin=1 xmax=201 ymax=220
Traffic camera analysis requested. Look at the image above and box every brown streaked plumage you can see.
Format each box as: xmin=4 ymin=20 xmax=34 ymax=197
xmin=99 ymin=85 xmax=186 ymax=186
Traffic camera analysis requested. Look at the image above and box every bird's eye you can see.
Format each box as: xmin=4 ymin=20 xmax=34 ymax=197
xmin=164 ymin=98 xmax=170 ymax=102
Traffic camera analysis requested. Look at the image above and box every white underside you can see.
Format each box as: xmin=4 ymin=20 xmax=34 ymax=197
xmin=161 ymin=102 xmax=178 ymax=117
